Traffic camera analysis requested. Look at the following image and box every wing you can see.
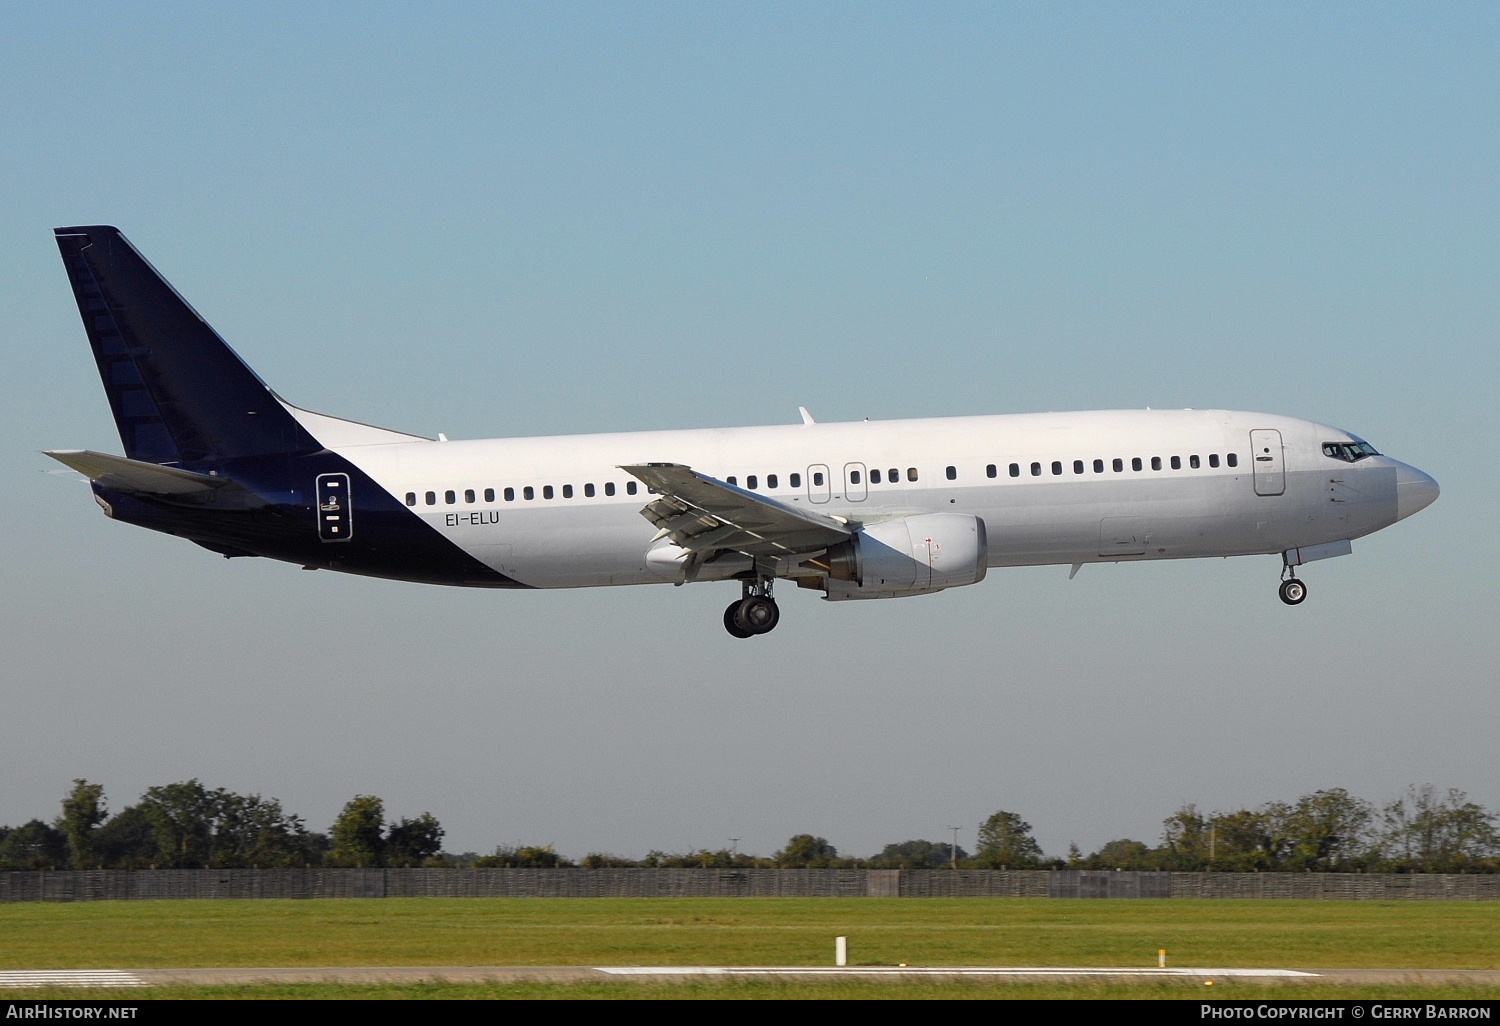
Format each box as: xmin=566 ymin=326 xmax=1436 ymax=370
xmin=621 ymin=463 xmax=851 ymax=558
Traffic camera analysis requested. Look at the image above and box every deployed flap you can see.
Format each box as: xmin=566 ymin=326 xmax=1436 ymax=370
xmin=44 ymin=449 xmax=233 ymax=496
xmin=621 ymin=463 xmax=851 ymax=557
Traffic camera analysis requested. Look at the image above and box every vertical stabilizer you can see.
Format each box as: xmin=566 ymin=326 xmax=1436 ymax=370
xmin=54 ymin=226 xmax=319 ymax=465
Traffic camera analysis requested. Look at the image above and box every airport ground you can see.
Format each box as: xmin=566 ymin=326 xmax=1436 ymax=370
xmin=3 ymin=897 xmax=1498 ymax=1000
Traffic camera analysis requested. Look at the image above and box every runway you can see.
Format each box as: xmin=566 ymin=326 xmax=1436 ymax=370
xmin=4 ymin=967 xmax=1499 ymax=988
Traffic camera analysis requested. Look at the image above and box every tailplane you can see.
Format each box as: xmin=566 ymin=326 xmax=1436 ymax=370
xmin=54 ymin=226 xmax=320 ymax=466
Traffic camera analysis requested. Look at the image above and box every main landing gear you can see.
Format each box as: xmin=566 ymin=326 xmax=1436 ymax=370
xmin=723 ymin=579 xmax=780 ymax=638
xmin=1278 ymin=569 xmax=1307 ymax=606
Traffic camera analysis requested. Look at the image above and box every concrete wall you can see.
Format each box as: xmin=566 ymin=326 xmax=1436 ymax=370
xmin=2 ymin=868 xmax=1496 ymax=901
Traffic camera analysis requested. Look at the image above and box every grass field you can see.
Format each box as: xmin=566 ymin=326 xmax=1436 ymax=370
xmin=10 ymin=979 xmax=1500 ymax=1001
xmin=4 ymin=898 xmax=1498 ymax=999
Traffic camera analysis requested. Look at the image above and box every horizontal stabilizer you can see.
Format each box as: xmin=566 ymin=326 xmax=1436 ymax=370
xmin=44 ymin=449 xmax=233 ymax=496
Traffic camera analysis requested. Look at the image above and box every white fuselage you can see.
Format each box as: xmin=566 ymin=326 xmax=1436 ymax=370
xmin=325 ymin=408 xmax=1417 ymax=591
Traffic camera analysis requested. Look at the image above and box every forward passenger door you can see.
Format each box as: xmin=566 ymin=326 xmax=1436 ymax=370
xmin=1250 ymin=429 xmax=1285 ymax=496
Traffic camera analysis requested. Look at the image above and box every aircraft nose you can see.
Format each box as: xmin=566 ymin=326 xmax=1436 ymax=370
xmin=1395 ymin=462 xmax=1440 ymax=521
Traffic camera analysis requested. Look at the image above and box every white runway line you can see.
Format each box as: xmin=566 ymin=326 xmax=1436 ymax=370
xmin=0 ymin=971 xmax=146 ymax=989
xmin=598 ymin=966 xmax=1320 ymax=977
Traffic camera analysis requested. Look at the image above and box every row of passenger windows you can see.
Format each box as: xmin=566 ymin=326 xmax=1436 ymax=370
xmin=405 ymin=480 xmax=641 ymax=506
xmin=985 ymin=452 xmax=1238 ymax=478
xmin=725 ymin=468 xmax=922 ymax=489
xmin=404 ymin=451 xmax=1241 ymax=506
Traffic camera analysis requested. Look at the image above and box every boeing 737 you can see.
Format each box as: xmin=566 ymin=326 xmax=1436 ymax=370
xmin=46 ymin=226 xmax=1440 ymax=637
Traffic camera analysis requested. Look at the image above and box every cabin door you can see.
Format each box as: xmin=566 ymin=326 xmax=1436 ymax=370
xmin=807 ymin=464 xmax=832 ymax=503
xmin=1250 ymin=429 xmax=1286 ymax=496
xmin=844 ymin=462 xmax=868 ymax=502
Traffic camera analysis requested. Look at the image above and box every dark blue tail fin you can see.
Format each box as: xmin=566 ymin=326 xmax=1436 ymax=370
xmin=55 ymin=226 xmax=319 ymax=466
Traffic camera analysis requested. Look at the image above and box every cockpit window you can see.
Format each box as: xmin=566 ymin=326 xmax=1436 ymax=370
xmin=1322 ymin=441 xmax=1380 ymax=462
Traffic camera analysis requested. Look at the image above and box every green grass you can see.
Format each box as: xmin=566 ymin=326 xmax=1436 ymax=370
xmin=9 ymin=980 xmax=1500 ymax=1001
xmin=2 ymin=898 xmax=1497 ymax=972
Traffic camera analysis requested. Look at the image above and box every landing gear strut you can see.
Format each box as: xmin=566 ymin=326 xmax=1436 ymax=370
xmin=723 ymin=579 xmax=780 ymax=638
xmin=1278 ymin=568 xmax=1307 ymax=606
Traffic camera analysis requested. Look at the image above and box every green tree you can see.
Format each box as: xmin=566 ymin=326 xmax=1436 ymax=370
xmin=1159 ymin=804 xmax=1212 ymax=869
xmin=1378 ymin=786 xmax=1500 ymax=872
xmin=92 ymin=806 xmax=158 ymax=869
xmin=139 ymin=780 xmax=217 ymax=868
xmin=474 ymin=844 xmax=573 ymax=868
xmin=212 ymin=793 xmax=319 ymax=868
xmin=1086 ymin=839 xmax=1154 ymax=870
xmin=0 ymin=820 xmax=69 ymax=869
xmin=868 ymin=839 xmax=967 ymax=869
xmin=385 ymin=813 xmax=444 ymax=868
xmin=973 ymin=811 xmax=1043 ymax=869
xmin=59 ymin=779 xmax=108 ymax=869
xmin=774 ymin=834 xmax=839 ymax=868
xmin=1282 ymin=789 xmax=1374 ymax=871
xmin=328 ymin=795 xmax=385 ymax=867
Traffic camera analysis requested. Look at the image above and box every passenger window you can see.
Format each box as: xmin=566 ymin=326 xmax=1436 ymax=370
xmin=848 ymin=471 xmax=860 ymax=485
xmin=464 ymin=489 xmax=476 ymax=503
xmin=626 ymin=481 xmax=638 ymax=495
xmin=1031 ymin=462 xmax=1041 ymax=476
xmin=870 ymin=469 xmax=881 ymax=484
xmin=425 ymin=491 xmax=436 ymax=505
xmin=1093 ymin=459 xmax=1104 ymax=474
xmin=888 ymin=468 xmax=898 ymax=483
xmin=523 ymin=486 xmax=534 ymax=500
xmin=504 ymin=487 xmax=515 ymax=501
xmin=907 ymin=468 xmax=918 ymax=481
xmin=1209 ymin=454 xmax=1220 ymax=468
xmin=813 ymin=472 xmax=824 ymax=486
xmin=986 ymin=464 xmax=997 ymax=478
xmin=1009 ymin=463 xmax=1020 ymax=478
xmin=790 ymin=473 xmax=801 ymax=488
xmin=1132 ymin=458 xmax=1142 ymax=471
xmin=768 ymin=474 xmax=778 ymax=489
xmin=1113 ymin=458 xmax=1123 ymax=472
xmin=445 ymin=490 xmax=456 ymax=504
xmin=748 ymin=475 xmax=759 ymax=489
xmin=484 ymin=488 xmax=495 ymax=502
xmin=1170 ymin=456 xmax=1181 ymax=470
xmin=543 ymin=485 xmax=554 ymax=499
xmin=727 ymin=476 xmax=737 ymax=485
xmin=946 ymin=466 xmax=957 ymax=480
xmin=562 ymin=484 xmax=573 ymax=498
xmin=584 ymin=483 xmax=595 ymax=497
xmin=405 ymin=492 xmax=416 ymax=506
xmin=1189 ymin=455 xmax=1200 ymax=469
xmin=1227 ymin=453 xmax=1238 ymax=468
xmin=605 ymin=482 xmax=616 ymax=496
xmin=1073 ymin=460 xmax=1084 ymax=475
xmin=1051 ymin=461 xmax=1062 ymax=476
xmin=1151 ymin=457 xmax=1162 ymax=471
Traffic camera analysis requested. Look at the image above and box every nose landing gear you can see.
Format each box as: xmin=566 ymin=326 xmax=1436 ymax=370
xmin=723 ymin=579 xmax=780 ymax=637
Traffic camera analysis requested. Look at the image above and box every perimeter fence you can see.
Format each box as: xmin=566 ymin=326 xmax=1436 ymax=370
xmin=1 ymin=868 xmax=1496 ymax=902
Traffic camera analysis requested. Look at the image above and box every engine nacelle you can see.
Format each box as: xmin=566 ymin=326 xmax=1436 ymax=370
xmin=820 ymin=513 xmax=988 ymax=600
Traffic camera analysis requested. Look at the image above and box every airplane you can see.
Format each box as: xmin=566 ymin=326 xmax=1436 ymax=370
xmin=45 ymin=225 xmax=1440 ymax=638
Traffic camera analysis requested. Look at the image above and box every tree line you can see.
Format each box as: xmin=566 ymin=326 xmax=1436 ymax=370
xmin=1 ymin=781 xmax=1495 ymax=873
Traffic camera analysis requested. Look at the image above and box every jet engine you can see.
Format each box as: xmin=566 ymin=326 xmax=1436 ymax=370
xmin=818 ymin=513 xmax=988 ymax=600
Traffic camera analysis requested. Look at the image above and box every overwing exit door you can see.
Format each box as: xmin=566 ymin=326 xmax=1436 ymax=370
xmin=1249 ymin=429 xmax=1285 ymax=496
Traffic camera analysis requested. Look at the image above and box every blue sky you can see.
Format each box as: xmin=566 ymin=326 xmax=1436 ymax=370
xmin=1 ymin=2 xmax=1494 ymax=859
